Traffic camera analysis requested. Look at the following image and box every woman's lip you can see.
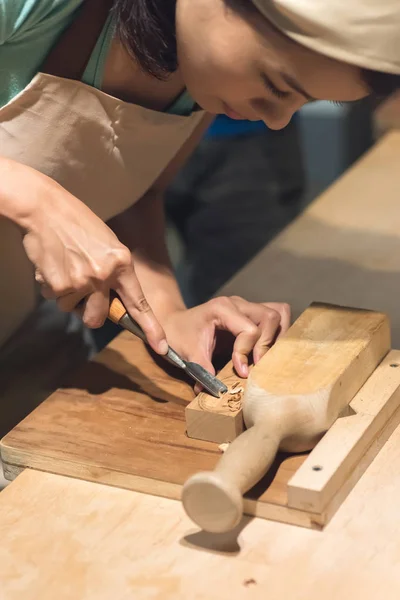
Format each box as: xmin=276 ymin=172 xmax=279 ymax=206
xmin=223 ymin=102 xmax=246 ymax=120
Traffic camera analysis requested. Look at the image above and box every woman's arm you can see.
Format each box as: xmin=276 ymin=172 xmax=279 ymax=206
xmin=0 ymin=155 xmax=168 ymax=353
xmin=109 ymin=114 xmax=215 ymax=319
xmin=109 ymin=115 xmax=291 ymax=378
xmin=0 ymin=157 xmax=39 ymax=226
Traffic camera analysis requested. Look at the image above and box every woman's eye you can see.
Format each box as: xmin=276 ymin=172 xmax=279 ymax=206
xmin=261 ymin=74 xmax=289 ymax=100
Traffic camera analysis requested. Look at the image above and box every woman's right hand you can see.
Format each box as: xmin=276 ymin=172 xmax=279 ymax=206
xmin=2 ymin=161 xmax=168 ymax=354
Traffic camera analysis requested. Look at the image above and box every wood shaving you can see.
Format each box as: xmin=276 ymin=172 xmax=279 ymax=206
xmin=229 ymin=382 xmax=244 ymax=395
xmin=218 ymin=443 xmax=230 ymax=453
xmin=223 ymin=381 xmax=244 ymax=411
xmin=198 ymin=380 xmax=244 ymax=413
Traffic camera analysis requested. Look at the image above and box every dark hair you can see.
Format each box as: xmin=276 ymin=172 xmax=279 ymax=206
xmin=112 ymin=0 xmax=178 ymax=79
xmin=113 ymin=0 xmax=400 ymax=98
xmin=361 ymin=69 xmax=400 ymax=98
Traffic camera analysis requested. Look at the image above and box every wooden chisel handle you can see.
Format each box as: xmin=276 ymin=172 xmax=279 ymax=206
xmin=108 ymin=296 xmax=147 ymax=342
xmin=108 ymin=296 xmax=127 ymax=324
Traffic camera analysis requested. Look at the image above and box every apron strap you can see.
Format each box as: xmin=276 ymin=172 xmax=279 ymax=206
xmin=41 ymin=0 xmax=112 ymax=81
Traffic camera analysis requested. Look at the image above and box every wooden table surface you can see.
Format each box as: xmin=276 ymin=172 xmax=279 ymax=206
xmin=2 ymin=131 xmax=400 ymax=599
xmin=223 ymin=131 xmax=400 ymax=345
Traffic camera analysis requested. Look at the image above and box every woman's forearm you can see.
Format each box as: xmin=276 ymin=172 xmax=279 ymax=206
xmin=0 ymin=157 xmax=41 ymax=228
xmin=109 ymin=189 xmax=186 ymax=321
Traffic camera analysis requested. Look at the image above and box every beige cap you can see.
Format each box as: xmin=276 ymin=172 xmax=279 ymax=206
xmin=252 ymin=0 xmax=400 ymax=74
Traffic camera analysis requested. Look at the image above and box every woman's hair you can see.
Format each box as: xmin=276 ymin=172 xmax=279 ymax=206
xmin=112 ymin=0 xmax=252 ymax=78
xmin=361 ymin=70 xmax=400 ymax=98
xmin=112 ymin=0 xmax=400 ymax=97
xmin=112 ymin=0 xmax=178 ymax=79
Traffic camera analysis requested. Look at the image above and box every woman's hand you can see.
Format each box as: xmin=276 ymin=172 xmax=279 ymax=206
xmin=9 ymin=165 xmax=168 ymax=354
xmin=160 ymin=296 xmax=291 ymax=380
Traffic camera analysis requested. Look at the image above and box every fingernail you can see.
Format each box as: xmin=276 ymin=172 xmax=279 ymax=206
xmin=158 ymin=340 xmax=169 ymax=354
xmin=241 ymin=363 xmax=249 ymax=377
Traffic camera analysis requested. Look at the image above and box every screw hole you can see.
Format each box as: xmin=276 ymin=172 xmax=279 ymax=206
xmin=312 ymin=465 xmax=323 ymax=472
xmin=390 ymin=364 xmax=399 ymax=368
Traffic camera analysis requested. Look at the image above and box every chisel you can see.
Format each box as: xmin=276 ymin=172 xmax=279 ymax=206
xmin=108 ymin=297 xmax=228 ymax=398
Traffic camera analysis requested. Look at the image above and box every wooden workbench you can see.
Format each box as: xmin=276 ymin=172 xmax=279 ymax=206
xmin=1 ymin=131 xmax=400 ymax=599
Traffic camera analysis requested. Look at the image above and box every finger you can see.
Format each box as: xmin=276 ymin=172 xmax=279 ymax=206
xmin=57 ymin=290 xmax=88 ymax=313
xmin=35 ymin=269 xmax=45 ymax=285
xmin=38 ymin=277 xmax=76 ymax=300
xmin=194 ymin=383 xmax=202 ymax=395
xmin=191 ymin=354 xmax=216 ymax=377
xmin=230 ymin=298 xmax=291 ymax=362
xmin=269 ymin=302 xmax=291 ymax=338
xmin=207 ymin=298 xmax=260 ymax=378
xmin=253 ymin=307 xmax=282 ymax=363
xmin=232 ymin=327 xmax=260 ymax=378
xmin=82 ymin=288 xmax=110 ymax=329
xmin=227 ymin=297 xmax=276 ymax=366
xmin=115 ymin=270 xmax=167 ymax=355
xmin=40 ymin=283 xmax=57 ymax=300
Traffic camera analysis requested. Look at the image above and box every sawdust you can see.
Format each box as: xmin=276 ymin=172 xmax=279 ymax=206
xmin=223 ymin=382 xmax=244 ymax=412
xmin=198 ymin=380 xmax=244 ymax=413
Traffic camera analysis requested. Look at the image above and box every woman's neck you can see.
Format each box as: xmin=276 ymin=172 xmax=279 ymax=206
xmin=102 ymin=36 xmax=185 ymax=110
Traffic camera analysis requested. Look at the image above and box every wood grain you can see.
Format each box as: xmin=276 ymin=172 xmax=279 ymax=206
xmin=287 ymin=350 xmax=400 ymax=513
xmin=247 ymin=303 xmax=390 ymax=432
xmin=185 ymin=361 xmax=245 ymax=443
xmin=3 ymin=106 xmax=400 ymax=600
xmin=0 ymin=330 xmax=305 ymax=521
xmin=182 ymin=303 xmax=391 ymax=532
xmin=2 ymin=323 xmax=400 ymax=529
xmin=4 ymin=412 xmax=400 ymax=600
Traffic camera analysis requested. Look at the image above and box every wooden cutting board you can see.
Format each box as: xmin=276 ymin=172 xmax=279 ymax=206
xmin=3 ymin=329 xmax=400 ymax=530
xmin=0 ymin=331 xmax=312 ymax=525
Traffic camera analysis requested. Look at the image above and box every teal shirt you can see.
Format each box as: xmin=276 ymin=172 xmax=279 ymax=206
xmin=0 ymin=0 xmax=195 ymax=115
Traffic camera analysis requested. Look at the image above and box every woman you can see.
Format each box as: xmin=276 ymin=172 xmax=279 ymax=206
xmin=0 ymin=0 xmax=398 ymax=382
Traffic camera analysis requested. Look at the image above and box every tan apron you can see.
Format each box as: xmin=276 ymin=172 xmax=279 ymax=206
xmin=0 ymin=0 xmax=205 ymax=349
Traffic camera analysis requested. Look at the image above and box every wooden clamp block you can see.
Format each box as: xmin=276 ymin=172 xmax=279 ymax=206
xmin=3 ymin=303 xmax=400 ymax=533
xmin=183 ymin=302 xmax=393 ymax=532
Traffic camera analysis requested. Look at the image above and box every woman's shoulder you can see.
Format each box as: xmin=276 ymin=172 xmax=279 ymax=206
xmin=0 ymin=0 xmax=84 ymax=44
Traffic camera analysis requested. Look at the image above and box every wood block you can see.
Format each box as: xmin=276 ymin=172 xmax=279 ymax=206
xmin=186 ymin=302 xmax=391 ymax=446
xmin=182 ymin=303 xmax=391 ymax=532
xmin=246 ymin=302 xmax=391 ymax=439
xmin=1 ymin=308 xmax=400 ymax=530
xmin=185 ymin=362 xmax=245 ymax=443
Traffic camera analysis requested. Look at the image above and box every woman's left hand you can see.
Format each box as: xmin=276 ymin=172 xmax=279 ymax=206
xmin=160 ymin=296 xmax=291 ymax=381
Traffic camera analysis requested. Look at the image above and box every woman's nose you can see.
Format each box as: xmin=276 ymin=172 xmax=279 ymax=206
xmin=262 ymin=112 xmax=294 ymax=130
xmin=251 ymin=96 xmax=304 ymax=130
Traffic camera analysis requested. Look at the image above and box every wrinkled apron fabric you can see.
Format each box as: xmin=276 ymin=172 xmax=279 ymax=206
xmin=0 ymin=8 xmax=204 ymax=431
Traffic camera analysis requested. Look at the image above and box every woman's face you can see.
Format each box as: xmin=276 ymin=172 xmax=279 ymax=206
xmin=176 ymin=0 xmax=369 ymax=129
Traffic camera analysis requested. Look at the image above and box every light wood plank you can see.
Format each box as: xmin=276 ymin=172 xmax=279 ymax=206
xmin=2 ymin=308 xmax=399 ymax=531
xmin=4 ymin=413 xmax=400 ymax=600
xmin=288 ymin=350 xmax=400 ymax=512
